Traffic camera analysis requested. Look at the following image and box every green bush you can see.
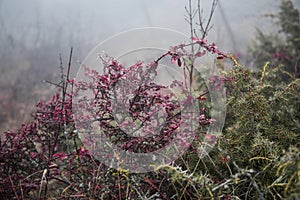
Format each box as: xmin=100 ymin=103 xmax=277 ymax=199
xmin=156 ymin=56 xmax=299 ymax=199
xmin=0 ymin=1 xmax=299 ymax=199
xmin=250 ymin=0 xmax=300 ymax=78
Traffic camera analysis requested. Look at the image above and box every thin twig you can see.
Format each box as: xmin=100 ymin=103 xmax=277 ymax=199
xmin=8 ymin=175 xmax=19 ymax=200
xmin=185 ymin=0 xmax=196 ymax=89
xmin=65 ymin=47 xmax=73 ymax=93
xmin=196 ymin=0 xmax=218 ymax=39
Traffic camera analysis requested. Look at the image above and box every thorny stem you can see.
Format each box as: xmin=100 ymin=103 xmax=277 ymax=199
xmin=186 ymin=0 xmax=196 ymax=90
xmin=198 ymin=0 xmax=219 ymax=39
xmin=8 ymin=175 xmax=19 ymax=200
xmin=41 ymin=48 xmax=74 ymax=199
xmin=189 ymin=0 xmax=195 ymax=91
xmin=61 ymin=48 xmax=74 ymax=155
xmin=118 ymin=172 xmax=122 ymax=200
xmin=186 ymin=0 xmax=218 ymax=90
xmin=154 ymin=52 xmax=170 ymax=64
xmin=66 ymin=47 xmax=73 ymax=92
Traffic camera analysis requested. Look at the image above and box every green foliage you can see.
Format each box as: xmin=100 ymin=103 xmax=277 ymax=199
xmin=158 ymin=57 xmax=299 ymax=199
xmin=250 ymin=0 xmax=300 ymax=78
xmin=1 ymin=1 xmax=300 ymax=199
xmin=222 ymin=58 xmax=299 ymax=197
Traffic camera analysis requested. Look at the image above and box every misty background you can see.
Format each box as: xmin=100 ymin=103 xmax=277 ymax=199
xmin=0 ymin=0 xmax=299 ymax=132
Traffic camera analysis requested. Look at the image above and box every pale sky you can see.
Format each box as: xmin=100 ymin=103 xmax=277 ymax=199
xmin=2 ymin=0 xmax=298 ymax=60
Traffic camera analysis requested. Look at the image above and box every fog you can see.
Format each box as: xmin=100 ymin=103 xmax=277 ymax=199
xmin=2 ymin=0 xmax=297 ymax=62
xmin=0 ymin=0 xmax=299 ymax=131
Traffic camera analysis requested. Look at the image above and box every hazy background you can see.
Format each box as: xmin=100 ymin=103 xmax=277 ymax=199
xmin=0 ymin=0 xmax=299 ymax=132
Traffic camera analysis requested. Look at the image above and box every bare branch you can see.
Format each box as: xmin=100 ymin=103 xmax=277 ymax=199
xmin=197 ymin=0 xmax=219 ymax=39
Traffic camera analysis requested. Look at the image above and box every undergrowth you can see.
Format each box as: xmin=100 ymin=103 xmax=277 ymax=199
xmin=0 ymin=0 xmax=299 ymax=199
